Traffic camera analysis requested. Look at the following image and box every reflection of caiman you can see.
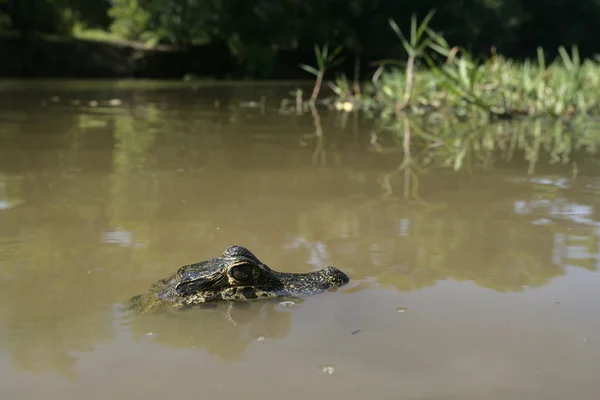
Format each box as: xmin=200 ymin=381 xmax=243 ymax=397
xmin=129 ymin=245 xmax=350 ymax=313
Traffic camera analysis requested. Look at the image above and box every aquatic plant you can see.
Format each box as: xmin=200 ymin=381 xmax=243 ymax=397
xmin=325 ymin=11 xmax=600 ymax=121
xmin=299 ymin=44 xmax=344 ymax=103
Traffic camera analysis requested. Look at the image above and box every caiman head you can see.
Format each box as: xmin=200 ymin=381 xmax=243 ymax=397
xmin=130 ymin=245 xmax=350 ymax=312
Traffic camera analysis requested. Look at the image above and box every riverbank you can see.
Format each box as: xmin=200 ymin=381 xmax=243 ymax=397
xmin=0 ymin=33 xmax=379 ymax=80
xmin=0 ymin=33 xmax=236 ymax=79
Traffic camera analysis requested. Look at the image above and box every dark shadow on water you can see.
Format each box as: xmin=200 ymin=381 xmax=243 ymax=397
xmin=121 ymin=298 xmax=298 ymax=362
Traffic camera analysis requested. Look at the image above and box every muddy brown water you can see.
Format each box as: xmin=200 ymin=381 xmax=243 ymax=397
xmin=1 ymin=80 xmax=600 ymax=400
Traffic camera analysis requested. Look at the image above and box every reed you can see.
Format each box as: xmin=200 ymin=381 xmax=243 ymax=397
xmin=325 ymin=11 xmax=600 ymax=121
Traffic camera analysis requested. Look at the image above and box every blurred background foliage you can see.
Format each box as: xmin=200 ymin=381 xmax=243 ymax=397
xmin=2 ymin=0 xmax=600 ymax=77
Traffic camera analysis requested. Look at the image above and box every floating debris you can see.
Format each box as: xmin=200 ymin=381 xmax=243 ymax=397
xmin=320 ymin=365 xmax=335 ymax=375
xmin=278 ymin=300 xmax=297 ymax=308
xmin=396 ymin=307 xmax=407 ymax=313
xmin=532 ymin=218 xmax=554 ymax=225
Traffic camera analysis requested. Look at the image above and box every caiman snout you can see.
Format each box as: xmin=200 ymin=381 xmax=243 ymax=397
xmin=277 ymin=265 xmax=350 ymax=296
xmin=320 ymin=266 xmax=350 ymax=288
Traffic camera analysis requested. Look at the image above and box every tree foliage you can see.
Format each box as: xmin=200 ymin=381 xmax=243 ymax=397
xmin=2 ymin=0 xmax=600 ymax=74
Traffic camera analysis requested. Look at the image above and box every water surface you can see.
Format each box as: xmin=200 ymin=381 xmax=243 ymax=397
xmin=1 ymin=80 xmax=600 ymax=400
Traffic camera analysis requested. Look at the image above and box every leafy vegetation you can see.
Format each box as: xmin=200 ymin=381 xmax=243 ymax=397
xmin=299 ymin=44 xmax=344 ymax=103
xmin=325 ymin=12 xmax=600 ymax=122
xmin=2 ymin=0 xmax=600 ymax=77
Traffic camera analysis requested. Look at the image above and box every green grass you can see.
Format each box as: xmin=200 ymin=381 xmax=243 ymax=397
xmin=72 ymin=28 xmax=126 ymax=44
xmin=322 ymin=12 xmax=600 ymax=122
xmin=0 ymin=26 xmax=162 ymax=50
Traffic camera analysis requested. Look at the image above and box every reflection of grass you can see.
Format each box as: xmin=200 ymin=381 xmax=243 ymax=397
xmin=289 ymin=112 xmax=599 ymax=295
xmin=368 ymin=116 xmax=600 ymax=176
xmin=1 ymin=128 xmax=599 ymax=378
xmin=109 ymin=111 xmax=160 ymax=232
xmin=0 ymin=173 xmax=24 ymax=210
xmin=4 ymin=79 xmax=600 ymax=381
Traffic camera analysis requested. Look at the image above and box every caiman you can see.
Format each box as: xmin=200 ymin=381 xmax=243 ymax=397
xmin=129 ymin=245 xmax=350 ymax=313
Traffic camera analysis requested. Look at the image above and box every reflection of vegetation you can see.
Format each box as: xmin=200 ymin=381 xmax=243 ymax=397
xmin=0 ymin=222 xmax=119 ymax=378
xmin=0 ymin=173 xmax=24 ymax=210
xmin=366 ymin=116 xmax=600 ymax=182
xmin=109 ymin=106 xmax=161 ymax=233
xmin=287 ymin=191 xmax=593 ymax=295
xmin=1 ymin=82 xmax=600 ymax=378
xmin=294 ymin=101 xmax=600 ymax=294
xmin=125 ymin=299 xmax=293 ymax=362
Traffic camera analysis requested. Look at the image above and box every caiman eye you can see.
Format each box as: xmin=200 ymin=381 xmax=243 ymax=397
xmin=230 ymin=264 xmax=255 ymax=282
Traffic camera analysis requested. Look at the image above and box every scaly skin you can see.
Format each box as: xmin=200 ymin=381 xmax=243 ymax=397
xmin=129 ymin=245 xmax=350 ymax=314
